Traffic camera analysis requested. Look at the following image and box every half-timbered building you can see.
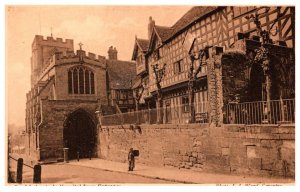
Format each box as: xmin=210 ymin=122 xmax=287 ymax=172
xmin=132 ymin=6 xmax=295 ymax=124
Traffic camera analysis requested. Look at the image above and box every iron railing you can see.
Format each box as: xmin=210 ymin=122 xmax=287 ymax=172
xmin=101 ymin=99 xmax=295 ymax=126
xmin=223 ymin=99 xmax=295 ymax=124
xmin=101 ymin=102 xmax=209 ymax=126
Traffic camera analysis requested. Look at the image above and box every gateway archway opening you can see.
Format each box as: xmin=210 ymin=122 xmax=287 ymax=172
xmin=63 ymin=109 xmax=96 ymax=160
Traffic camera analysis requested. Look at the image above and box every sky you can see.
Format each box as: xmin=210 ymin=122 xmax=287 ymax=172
xmin=6 ymin=6 xmax=192 ymax=128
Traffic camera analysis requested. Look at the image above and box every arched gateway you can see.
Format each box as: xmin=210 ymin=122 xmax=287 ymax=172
xmin=63 ymin=109 xmax=97 ymax=159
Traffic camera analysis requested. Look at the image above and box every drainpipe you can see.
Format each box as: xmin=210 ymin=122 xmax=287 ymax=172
xmin=36 ymin=101 xmax=43 ymax=161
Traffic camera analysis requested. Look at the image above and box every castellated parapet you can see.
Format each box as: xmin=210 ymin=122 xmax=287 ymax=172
xmin=50 ymin=50 xmax=106 ymax=62
xmin=38 ymin=49 xmax=106 ymax=83
xmin=32 ymin=35 xmax=74 ymax=48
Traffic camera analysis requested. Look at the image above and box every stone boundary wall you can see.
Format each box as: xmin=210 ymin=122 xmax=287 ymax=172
xmin=98 ymin=123 xmax=294 ymax=178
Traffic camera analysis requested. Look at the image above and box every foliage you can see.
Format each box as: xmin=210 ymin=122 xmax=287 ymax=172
xmin=254 ymin=46 xmax=270 ymax=73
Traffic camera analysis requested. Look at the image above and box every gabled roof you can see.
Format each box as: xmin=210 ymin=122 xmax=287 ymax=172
xmin=167 ymin=6 xmax=219 ymax=41
xmin=146 ymin=6 xmax=219 ymax=53
xmin=154 ymin=25 xmax=173 ymax=42
xmin=107 ymin=59 xmax=136 ymax=89
xmin=132 ymin=38 xmax=150 ymax=60
xmin=147 ymin=24 xmax=173 ymax=53
xmin=137 ymin=38 xmax=149 ymax=52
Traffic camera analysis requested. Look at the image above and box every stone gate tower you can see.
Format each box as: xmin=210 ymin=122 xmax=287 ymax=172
xmin=26 ymin=35 xmax=108 ymax=161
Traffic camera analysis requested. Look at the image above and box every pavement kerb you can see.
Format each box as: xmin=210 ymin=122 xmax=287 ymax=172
xmin=67 ymin=162 xmax=195 ymax=184
xmin=65 ymin=159 xmax=295 ymax=184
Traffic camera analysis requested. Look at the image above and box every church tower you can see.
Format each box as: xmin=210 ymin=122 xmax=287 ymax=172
xmin=30 ymin=35 xmax=74 ymax=87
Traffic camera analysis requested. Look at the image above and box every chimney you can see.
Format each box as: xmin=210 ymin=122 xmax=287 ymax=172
xmin=113 ymin=47 xmax=118 ymax=60
xmin=148 ymin=16 xmax=155 ymax=40
xmin=108 ymin=46 xmax=118 ymax=60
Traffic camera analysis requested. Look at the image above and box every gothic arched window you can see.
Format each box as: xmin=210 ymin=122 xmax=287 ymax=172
xmin=79 ymin=68 xmax=84 ymax=94
xmin=85 ymin=70 xmax=90 ymax=94
xmin=73 ymin=68 xmax=78 ymax=94
xmin=68 ymin=70 xmax=73 ymax=94
xmin=68 ymin=66 xmax=95 ymax=95
xmin=90 ymin=72 xmax=95 ymax=94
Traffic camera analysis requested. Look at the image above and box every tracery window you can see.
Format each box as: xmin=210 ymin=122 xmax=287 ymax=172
xmin=68 ymin=66 xmax=95 ymax=95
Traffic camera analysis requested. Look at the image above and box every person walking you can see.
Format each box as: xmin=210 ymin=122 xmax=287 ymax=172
xmin=128 ymin=148 xmax=135 ymax=171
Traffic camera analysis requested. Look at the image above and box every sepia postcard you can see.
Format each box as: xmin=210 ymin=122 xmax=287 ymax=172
xmin=4 ymin=3 xmax=295 ymax=190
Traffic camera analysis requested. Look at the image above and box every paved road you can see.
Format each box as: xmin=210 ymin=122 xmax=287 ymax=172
xmin=20 ymin=163 xmax=177 ymax=184
xmin=9 ymin=155 xmax=294 ymax=185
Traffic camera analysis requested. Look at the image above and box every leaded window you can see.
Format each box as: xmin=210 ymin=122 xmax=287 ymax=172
xmin=182 ymin=96 xmax=189 ymax=113
xmin=68 ymin=66 xmax=95 ymax=95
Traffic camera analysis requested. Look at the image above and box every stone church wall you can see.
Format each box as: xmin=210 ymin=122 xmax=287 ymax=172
xmin=54 ymin=63 xmax=107 ymax=102
xmin=99 ymin=124 xmax=294 ymax=178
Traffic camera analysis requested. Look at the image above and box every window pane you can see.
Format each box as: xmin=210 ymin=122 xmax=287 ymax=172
xmin=73 ymin=69 xmax=78 ymax=94
xmin=182 ymin=96 xmax=189 ymax=113
xmin=179 ymin=60 xmax=182 ymax=73
xmin=174 ymin=62 xmax=178 ymax=74
xmin=68 ymin=70 xmax=73 ymax=94
xmin=116 ymin=91 xmax=119 ymax=100
xmin=85 ymin=70 xmax=90 ymax=94
xmin=79 ymin=68 xmax=84 ymax=94
xmin=91 ymin=72 xmax=95 ymax=94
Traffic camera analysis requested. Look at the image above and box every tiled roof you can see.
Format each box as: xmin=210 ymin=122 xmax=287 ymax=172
xmin=168 ymin=6 xmax=218 ymax=41
xmin=131 ymin=75 xmax=143 ymax=89
xmin=151 ymin=6 xmax=218 ymax=44
xmin=136 ymin=38 xmax=149 ymax=52
xmin=154 ymin=25 xmax=173 ymax=42
xmin=132 ymin=38 xmax=150 ymax=60
xmin=107 ymin=59 xmax=136 ymax=89
xmin=37 ymin=76 xmax=55 ymax=96
xmin=147 ymin=6 xmax=218 ymax=48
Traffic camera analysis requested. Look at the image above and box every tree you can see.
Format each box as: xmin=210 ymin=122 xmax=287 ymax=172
xmin=133 ymin=80 xmax=145 ymax=124
xmin=187 ymin=48 xmax=208 ymax=123
xmin=152 ymin=63 xmax=167 ymax=124
xmin=133 ymin=81 xmax=145 ymax=111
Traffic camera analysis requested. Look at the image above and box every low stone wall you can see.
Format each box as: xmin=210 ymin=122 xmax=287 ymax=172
xmin=98 ymin=123 xmax=294 ymax=178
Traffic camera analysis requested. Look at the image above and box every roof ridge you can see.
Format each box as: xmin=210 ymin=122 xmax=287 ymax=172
xmin=166 ymin=6 xmax=219 ymax=41
xmin=170 ymin=6 xmax=197 ymax=28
